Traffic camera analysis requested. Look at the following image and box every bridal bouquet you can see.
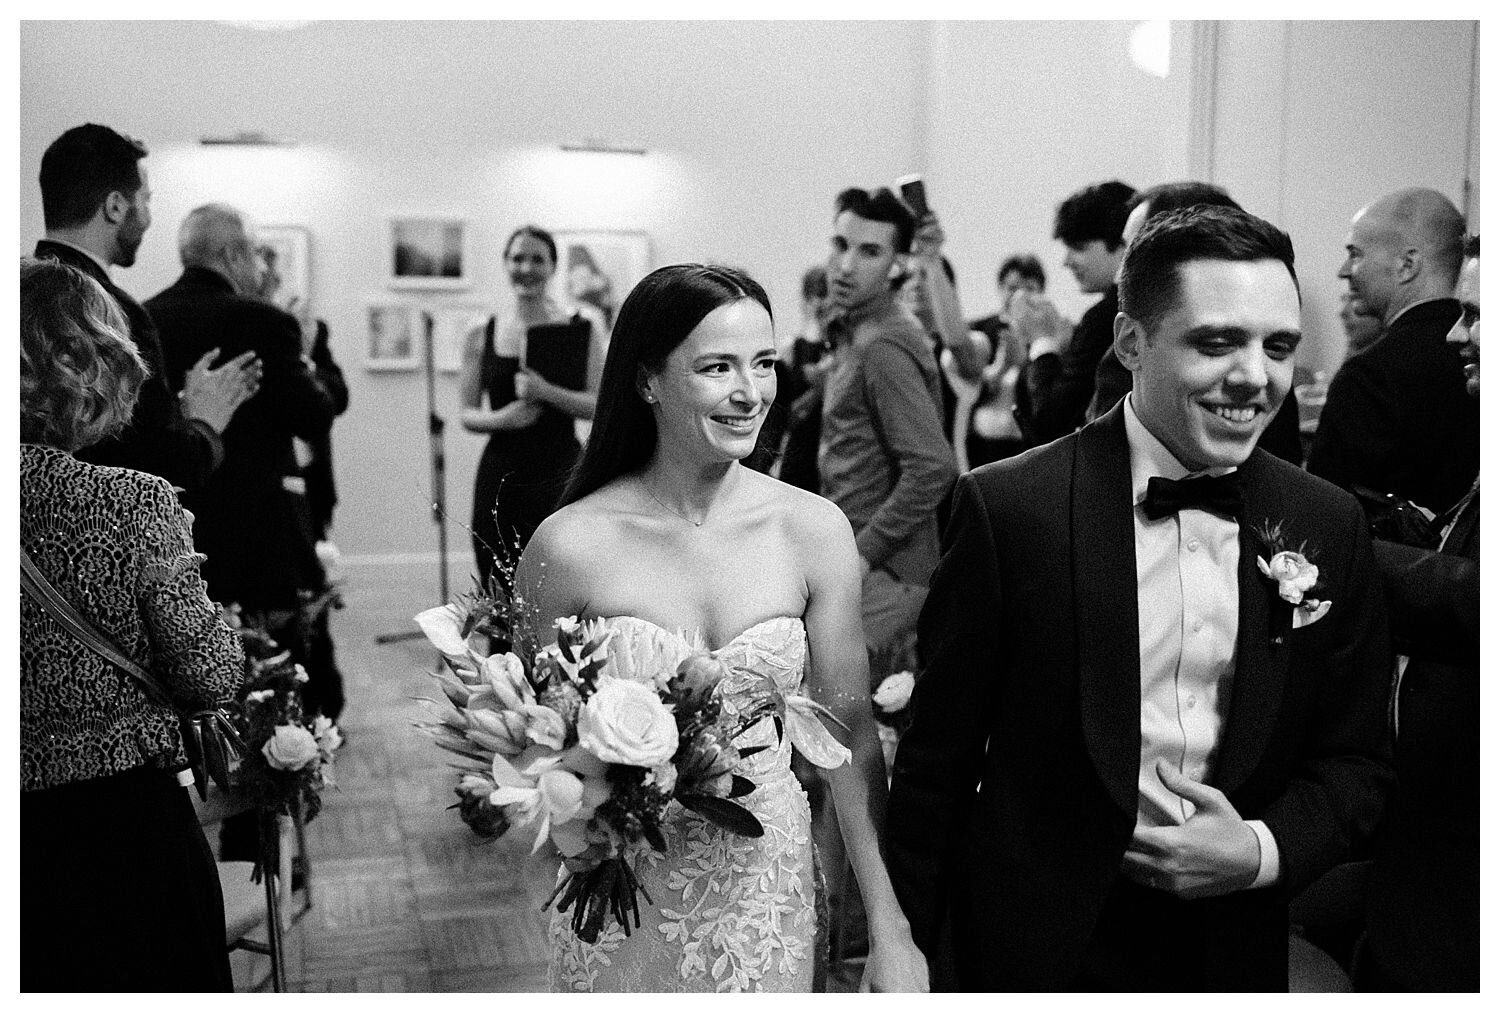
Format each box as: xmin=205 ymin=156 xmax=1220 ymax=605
xmin=413 ymin=587 xmax=851 ymax=943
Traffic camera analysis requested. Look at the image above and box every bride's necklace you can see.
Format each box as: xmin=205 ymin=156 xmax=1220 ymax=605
xmin=642 ymin=478 xmax=707 ymax=527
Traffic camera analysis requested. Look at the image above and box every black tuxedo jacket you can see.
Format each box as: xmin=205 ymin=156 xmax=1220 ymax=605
xmin=1364 ymin=488 xmax=1479 ymax=989
xmin=887 ymin=404 xmax=1393 ymax=990
xmin=145 ymin=267 xmax=336 ymax=608
xmin=34 ymin=240 xmax=223 ymax=489
xmin=1024 ymin=285 xmax=1118 ymax=446
xmin=1307 ymin=298 xmax=1477 ymax=514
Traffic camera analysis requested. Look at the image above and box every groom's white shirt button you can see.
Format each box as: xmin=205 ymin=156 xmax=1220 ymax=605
xmin=1123 ymin=395 xmax=1282 ymax=888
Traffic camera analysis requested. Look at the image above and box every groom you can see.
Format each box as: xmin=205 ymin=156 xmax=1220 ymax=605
xmin=887 ymin=206 xmax=1393 ymax=990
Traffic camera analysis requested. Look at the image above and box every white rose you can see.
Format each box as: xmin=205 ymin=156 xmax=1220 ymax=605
xmin=1258 ymin=551 xmax=1319 ymax=605
xmin=262 ymin=724 xmax=320 ymax=771
xmin=576 ymin=678 xmax=678 ymax=767
xmin=873 ymin=670 xmax=916 ymax=714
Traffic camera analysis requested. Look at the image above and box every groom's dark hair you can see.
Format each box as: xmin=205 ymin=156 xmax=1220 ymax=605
xmin=1119 ymin=204 xmax=1298 ymax=332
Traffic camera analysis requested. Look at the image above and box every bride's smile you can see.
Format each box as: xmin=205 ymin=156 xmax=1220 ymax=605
xmin=642 ymin=298 xmax=778 ymax=463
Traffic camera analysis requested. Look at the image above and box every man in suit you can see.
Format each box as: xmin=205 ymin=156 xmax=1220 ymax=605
xmin=1092 ymin=181 xmax=1305 ymax=466
xmin=34 ymin=124 xmax=258 ymax=488
xmin=1359 ymin=235 xmax=1479 ymax=992
xmin=1307 ymin=188 xmax=1476 ymax=516
xmin=887 ymin=206 xmax=1393 ymax=990
xmin=146 ymin=203 xmax=337 ymax=615
xmin=1011 ymin=179 xmax=1135 ymax=446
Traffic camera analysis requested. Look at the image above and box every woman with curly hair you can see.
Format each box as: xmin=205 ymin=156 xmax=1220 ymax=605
xmin=20 ymin=257 xmax=245 ymax=990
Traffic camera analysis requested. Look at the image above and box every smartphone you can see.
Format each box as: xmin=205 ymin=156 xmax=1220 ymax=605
xmin=895 ymin=174 xmax=930 ymax=218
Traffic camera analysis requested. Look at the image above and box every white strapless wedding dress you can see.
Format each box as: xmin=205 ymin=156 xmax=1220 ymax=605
xmin=547 ymin=615 xmax=819 ymax=993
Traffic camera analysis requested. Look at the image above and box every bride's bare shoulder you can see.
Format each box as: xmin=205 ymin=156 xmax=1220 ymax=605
xmin=526 ymin=484 xmax=631 ymax=561
xmin=744 ymin=470 xmax=854 ymax=548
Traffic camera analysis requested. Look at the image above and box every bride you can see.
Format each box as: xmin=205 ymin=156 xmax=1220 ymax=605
xmin=516 ymin=264 xmax=928 ymax=992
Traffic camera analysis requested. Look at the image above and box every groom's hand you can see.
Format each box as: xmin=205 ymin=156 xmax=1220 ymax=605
xmin=1121 ymin=760 xmax=1261 ymax=900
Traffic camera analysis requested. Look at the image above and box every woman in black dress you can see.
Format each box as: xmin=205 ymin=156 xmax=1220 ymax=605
xmin=20 ymin=258 xmax=245 ymax=990
xmin=460 ymin=226 xmax=606 ymax=587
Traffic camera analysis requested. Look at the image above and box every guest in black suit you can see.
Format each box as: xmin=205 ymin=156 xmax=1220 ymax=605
xmin=1090 ymin=181 xmax=1306 ymax=466
xmin=34 ymin=124 xmax=258 ymax=488
xmin=888 ymin=206 xmax=1393 ymax=990
xmin=146 ymin=203 xmax=337 ymax=615
xmin=1359 ymin=235 xmax=1480 ymax=992
xmin=1012 ymin=179 xmax=1135 ymax=446
xmin=1308 ymin=188 xmax=1477 ymax=515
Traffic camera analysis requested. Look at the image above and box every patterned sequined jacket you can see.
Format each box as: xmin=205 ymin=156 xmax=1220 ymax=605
xmin=21 ymin=445 xmax=244 ymax=791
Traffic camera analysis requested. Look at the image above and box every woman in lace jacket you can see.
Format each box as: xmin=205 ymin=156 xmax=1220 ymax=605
xmin=20 ymin=258 xmax=245 ymax=991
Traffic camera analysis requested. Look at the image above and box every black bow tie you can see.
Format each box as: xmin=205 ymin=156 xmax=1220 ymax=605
xmin=1142 ymin=472 xmax=1244 ymax=522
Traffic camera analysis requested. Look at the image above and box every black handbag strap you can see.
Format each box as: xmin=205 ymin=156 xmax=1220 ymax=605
xmin=20 ymin=547 xmax=172 ymax=709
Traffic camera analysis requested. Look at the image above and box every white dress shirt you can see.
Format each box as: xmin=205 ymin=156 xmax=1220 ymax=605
xmin=1123 ymin=395 xmax=1281 ymax=888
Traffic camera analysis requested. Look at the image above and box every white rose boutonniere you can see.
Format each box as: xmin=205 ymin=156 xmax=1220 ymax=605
xmin=1254 ymin=522 xmax=1332 ymax=629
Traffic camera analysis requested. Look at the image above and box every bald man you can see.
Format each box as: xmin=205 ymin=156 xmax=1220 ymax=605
xmin=146 ymin=203 xmax=337 ymax=615
xmin=1308 ymin=188 xmax=1478 ymax=518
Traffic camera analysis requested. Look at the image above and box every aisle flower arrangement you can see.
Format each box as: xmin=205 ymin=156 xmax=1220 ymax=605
xmin=228 ymin=615 xmax=341 ymax=824
xmin=413 ymin=580 xmax=851 ymax=943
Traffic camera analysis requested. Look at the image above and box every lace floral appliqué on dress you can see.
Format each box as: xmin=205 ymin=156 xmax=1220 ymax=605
xmin=548 ymin=615 xmax=817 ymax=992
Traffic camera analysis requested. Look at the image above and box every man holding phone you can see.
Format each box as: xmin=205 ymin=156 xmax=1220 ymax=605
xmin=821 ymin=184 xmax=957 ymax=666
xmin=816 ymin=182 xmax=957 ymax=982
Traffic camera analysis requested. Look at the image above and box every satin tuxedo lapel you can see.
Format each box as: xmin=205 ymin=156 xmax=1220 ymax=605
xmin=1070 ymin=407 xmax=1141 ymax=817
xmin=1213 ymin=449 xmax=1294 ymax=794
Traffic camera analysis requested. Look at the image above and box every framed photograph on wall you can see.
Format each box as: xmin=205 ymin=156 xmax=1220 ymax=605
xmin=256 ymin=225 xmax=311 ymax=316
xmin=364 ymin=302 xmax=421 ymax=371
xmin=428 ymin=304 xmax=492 ymax=374
xmin=552 ymin=230 xmax=652 ymax=330
xmin=389 ymin=216 xmax=470 ymax=290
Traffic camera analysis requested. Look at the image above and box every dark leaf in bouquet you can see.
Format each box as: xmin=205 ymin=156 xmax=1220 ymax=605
xmin=642 ymin=822 xmax=667 ymax=853
xmin=737 ymin=744 xmax=769 ymax=760
xmin=678 ymin=794 xmax=764 ymax=837
xmin=446 ymin=756 xmax=492 ymax=773
xmin=728 ymin=775 xmax=756 ymax=799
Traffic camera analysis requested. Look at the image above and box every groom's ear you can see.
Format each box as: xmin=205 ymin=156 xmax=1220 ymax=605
xmin=1114 ymin=312 xmax=1146 ymax=373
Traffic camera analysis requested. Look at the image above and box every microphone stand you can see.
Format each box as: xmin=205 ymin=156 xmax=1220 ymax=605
xmin=375 ymin=310 xmax=449 ymax=645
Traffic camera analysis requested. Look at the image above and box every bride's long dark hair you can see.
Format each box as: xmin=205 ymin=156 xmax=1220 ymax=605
xmin=561 ymin=264 xmax=772 ymax=507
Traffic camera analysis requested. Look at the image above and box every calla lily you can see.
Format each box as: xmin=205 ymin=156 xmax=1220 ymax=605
xmin=414 ymin=603 xmax=470 ymax=658
xmin=488 ymin=748 xmax=586 ymax=853
xmin=784 ymin=695 xmax=853 ymax=770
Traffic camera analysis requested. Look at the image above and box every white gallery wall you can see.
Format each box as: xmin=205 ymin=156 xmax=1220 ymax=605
xmin=18 ymin=20 xmax=1479 ymax=565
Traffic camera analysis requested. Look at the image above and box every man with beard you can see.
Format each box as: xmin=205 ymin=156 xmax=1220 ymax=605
xmin=35 ymin=124 xmax=259 ymax=488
